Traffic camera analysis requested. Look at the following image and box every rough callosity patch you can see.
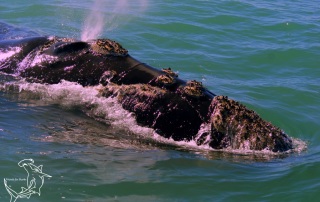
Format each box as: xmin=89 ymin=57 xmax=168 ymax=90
xmin=99 ymin=83 xmax=203 ymax=141
xmin=99 ymin=70 xmax=118 ymax=86
xmin=90 ymin=39 xmax=128 ymax=56
xmin=99 ymin=85 xmax=293 ymax=152
xmin=100 ymin=83 xmax=166 ymax=101
xmin=155 ymin=74 xmax=176 ymax=86
xmin=178 ymin=80 xmax=205 ymax=98
xmin=209 ymin=95 xmax=293 ymax=152
xmin=161 ymin=67 xmax=178 ymax=78
xmin=99 ymin=84 xmax=168 ymax=124
xmin=154 ymin=67 xmax=178 ymax=87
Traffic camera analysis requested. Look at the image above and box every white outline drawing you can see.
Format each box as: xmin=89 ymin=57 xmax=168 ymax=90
xmin=4 ymin=159 xmax=52 ymax=202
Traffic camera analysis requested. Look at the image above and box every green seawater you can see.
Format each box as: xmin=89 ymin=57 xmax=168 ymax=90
xmin=0 ymin=0 xmax=319 ymax=201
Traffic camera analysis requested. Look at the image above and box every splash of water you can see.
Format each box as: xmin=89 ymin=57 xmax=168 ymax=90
xmin=0 ymin=79 xmax=308 ymax=157
xmin=81 ymin=0 xmax=148 ymax=41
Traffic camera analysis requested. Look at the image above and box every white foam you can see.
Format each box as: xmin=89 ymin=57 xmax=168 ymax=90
xmin=0 ymin=47 xmax=22 ymax=62
xmin=30 ymin=54 xmax=58 ymax=67
xmin=0 ymin=79 xmax=307 ymax=156
xmin=18 ymin=52 xmax=58 ymax=71
xmin=0 ymin=79 xmax=155 ymax=136
xmin=64 ymin=65 xmax=76 ymax=72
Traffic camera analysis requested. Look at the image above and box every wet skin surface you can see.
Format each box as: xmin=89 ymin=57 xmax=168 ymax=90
xmin=0 ymin=36 xmax=293 ymax=152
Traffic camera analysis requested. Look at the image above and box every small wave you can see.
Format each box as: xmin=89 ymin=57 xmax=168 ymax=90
xmin=0 ymin=47 xmax=22 ymax=62
xmin=18 ymin=51 xmax=58 ymax=71
xmin=0 ymin=79 xmax=307 ymax=157
xmin=0 ymin=79 xmax=155 ymax=134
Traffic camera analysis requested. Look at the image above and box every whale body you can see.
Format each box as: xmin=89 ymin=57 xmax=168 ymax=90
xmin=0 ymin=36 xmax=293 ymax=152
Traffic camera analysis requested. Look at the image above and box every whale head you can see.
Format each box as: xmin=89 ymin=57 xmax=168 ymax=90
xmin=203 ymin=96 xmax=293 ymax=152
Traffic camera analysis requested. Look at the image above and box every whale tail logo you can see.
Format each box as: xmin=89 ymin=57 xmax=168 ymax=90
xmin=4 ymin=159 xmax=52 ymax=202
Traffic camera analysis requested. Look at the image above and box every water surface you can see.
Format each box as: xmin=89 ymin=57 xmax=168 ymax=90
xmin=0 ymin=1 xmax=319 ymax=201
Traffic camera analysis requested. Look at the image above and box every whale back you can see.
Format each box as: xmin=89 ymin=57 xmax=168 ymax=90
xmin=44 ymin=41 xmax=90 ymax=56
xmin=0 ymin=36 xmax=294 ymax=152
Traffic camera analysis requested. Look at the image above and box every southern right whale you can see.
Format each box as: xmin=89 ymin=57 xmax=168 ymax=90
xmin=0 ymin=35 xmax=293 ymax=152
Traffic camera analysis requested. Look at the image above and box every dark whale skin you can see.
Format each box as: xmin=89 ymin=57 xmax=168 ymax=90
xmin=0 ymin=36 xmax=293 ymax=152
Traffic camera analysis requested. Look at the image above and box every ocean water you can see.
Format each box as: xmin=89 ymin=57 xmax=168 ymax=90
xmin=0 ymin=0 xmax=319 ymax=201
